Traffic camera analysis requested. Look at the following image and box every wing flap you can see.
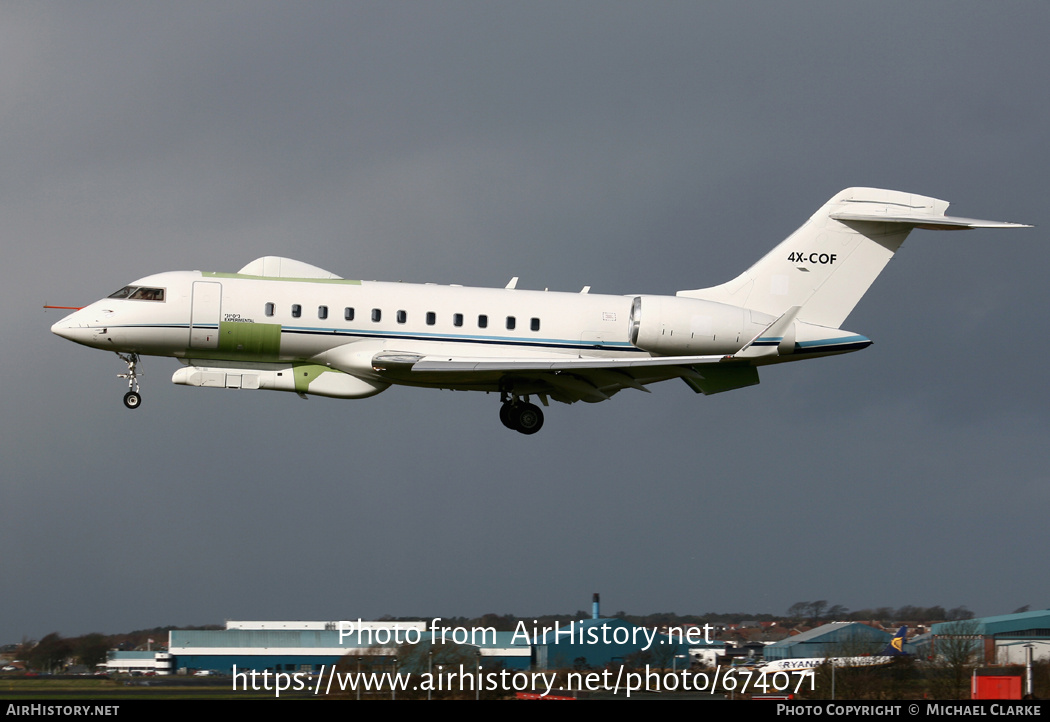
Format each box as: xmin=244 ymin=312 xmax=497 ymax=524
xmin=681 ymin=364 xmax=760 ymax=394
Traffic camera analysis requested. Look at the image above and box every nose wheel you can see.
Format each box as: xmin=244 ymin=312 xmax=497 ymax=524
xmin=117 ymin=352 xmax=143 ymax=410
xmin=499 ymin=397 xmax=544 ymax=435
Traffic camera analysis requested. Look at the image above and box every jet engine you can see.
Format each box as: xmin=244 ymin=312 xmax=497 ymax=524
xmin=628 ymin=295 xmax=788 ymax=356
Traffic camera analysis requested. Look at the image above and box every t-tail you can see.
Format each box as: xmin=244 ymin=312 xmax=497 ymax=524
xmin=878 ymin=626 xmax=909 ymax=657
xmin=678 ymin=187 xmax=1030 ymax=329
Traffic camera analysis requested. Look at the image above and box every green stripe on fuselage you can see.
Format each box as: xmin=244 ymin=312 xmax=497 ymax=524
xmin=201 ymin=272 xmax=362 ymax=284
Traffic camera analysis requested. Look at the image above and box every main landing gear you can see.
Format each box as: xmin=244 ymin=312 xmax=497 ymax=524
xmin=117 ymin=352 xmax=143 ymax=410
xmin=499 ymin=393 xmax=544 ymax=435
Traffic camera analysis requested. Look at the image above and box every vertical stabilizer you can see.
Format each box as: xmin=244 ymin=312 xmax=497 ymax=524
xmin=677 ymin=188 xmax=1028 ymax=328
xmin=879 ymin=626 xmax=909 ymax=656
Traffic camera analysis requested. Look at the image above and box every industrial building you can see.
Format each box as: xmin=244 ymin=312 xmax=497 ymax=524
xmin=105 ymin=605 xmax=694 ymax=675
xmin=106 ymin=620 xmax=532 ymax=675
xmin=930 ymin=609 xmax=1050 ymax=665
xmin=761 ymin=622 xmax=896 ymax=661
xmin=105 ymin=650 xmax=171 ymax=675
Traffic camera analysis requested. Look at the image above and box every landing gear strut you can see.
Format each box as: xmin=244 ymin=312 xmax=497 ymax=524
xmin=117 ymin=352 xmax=143 ymax=410
xmin=499 ymin=393 xmax=544 ymax=435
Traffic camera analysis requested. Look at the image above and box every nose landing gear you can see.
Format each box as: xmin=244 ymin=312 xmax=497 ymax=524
xmin=499 ymin=393 xmax=544 ymax=435
xmin=117 ymin=352 xmax=143 ymax=410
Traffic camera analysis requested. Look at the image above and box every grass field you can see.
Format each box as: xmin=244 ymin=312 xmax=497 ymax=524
xmin=0 ymin=677 xmax=315 ymax=700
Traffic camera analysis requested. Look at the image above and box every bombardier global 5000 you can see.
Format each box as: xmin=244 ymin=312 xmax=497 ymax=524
xmin=50 ymin=188 xmax=1028 ymax=434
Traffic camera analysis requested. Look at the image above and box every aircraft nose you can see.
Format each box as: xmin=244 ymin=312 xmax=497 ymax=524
xmin=50 ymin=306 xmax=124 ymax=349
xmin=51 ymin=315 xmax=78 ymax=340
xmin=50 ymin=311 xmax=95 ymax=345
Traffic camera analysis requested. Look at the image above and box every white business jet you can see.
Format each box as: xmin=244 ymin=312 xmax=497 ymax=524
xmin=50 ymin=188 xmax=1028 ymax=434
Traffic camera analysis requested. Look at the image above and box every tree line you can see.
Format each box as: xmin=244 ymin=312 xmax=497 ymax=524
xmin=784 ymin=601 xmax=975 ymax=624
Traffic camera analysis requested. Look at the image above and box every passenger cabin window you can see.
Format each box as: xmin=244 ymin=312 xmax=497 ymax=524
xmin=371 ymin=308 xmax=381 ymax=322
xmin=531 ymin=317 xmax=540 ymax=332
xmin=265 ymin=302 xmax=275 ymax=317
xmin=453 ymin=313 xmax=463 ymax=327
xmin=291 ymin=304 xmax=302 ymax=318
xmin=478 ymin=314 xmax=488 ymax=329
xmin=426 ymin=311 xmax=436 ymax=325
xmin=506 ymin=316 xmax=516 ymax=330
xmin=345 ymin=307 xmax=355 ymax=321
xmin=318 ymin=305 xmax=328 ymax=320
xmin=397 ymin=310 xmax=407 ymax=324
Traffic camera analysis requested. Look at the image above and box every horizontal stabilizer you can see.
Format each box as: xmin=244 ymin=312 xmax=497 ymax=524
xmin=830 ymin=210 xmax=1030 ymax=230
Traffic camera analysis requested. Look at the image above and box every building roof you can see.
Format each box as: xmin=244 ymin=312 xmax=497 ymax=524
xmin=762 ymin=622 xmax=892 ymax=661
xmin=765 ymin=622 xmax=871 ymax=646
xmin=932 ymin=610 xmax=1050 ymax=639
xmin=169 ymin=628 xmax=531 ymax=652
xmin=171 ymin=629 xmax=409 ymax=650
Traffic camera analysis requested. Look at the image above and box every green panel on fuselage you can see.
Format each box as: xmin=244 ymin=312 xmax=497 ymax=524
xmin=292 ymin=364 xmax=331 ymax=394
xmin=214 ymin=322 xmax=283 ymax=360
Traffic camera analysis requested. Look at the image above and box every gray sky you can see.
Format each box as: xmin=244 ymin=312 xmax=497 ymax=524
xmin=3 ymin=1 xmax=1047 ymax=642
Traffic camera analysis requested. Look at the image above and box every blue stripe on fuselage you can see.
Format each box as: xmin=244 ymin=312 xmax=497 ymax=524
xmin=794 ymin=335 xmax=871 ymax=354
xmin=96 ymin=323 xmax=645 ymax=354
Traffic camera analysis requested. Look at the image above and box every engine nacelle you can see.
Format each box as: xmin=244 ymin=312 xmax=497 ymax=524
xmin=628 ymin=295 xmax=781 ymax=356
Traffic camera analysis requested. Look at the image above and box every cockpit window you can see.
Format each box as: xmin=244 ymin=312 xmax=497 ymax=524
xmin=131 ymin=287 xmax=164 ymax=301
xmin=108 ymin=286 xmax=165 ymax=301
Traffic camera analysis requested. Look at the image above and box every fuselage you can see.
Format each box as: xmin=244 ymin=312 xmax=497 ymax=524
xmin=758 ymin=656 xmax=894 ymax=674
xmin=51 ymin=267 xmax=866 ymax=393
xmin=52 ymin=269 xmax=646 ymax=365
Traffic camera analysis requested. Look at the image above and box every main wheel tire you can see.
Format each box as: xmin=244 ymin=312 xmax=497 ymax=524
xmin=514 ymin=403 xmax=543 ymax=435
xmin=123 ymin=391 xmax=142 ymax=409
xmin=499 ymin=403 xmax=518 ymax=430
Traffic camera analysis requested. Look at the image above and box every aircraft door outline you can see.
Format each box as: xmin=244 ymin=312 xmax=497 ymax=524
xmin=190 ymin=281 xmax=222 ymax=349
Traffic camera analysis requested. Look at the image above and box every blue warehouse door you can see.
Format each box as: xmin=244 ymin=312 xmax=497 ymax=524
xmin=190 ymin=281 xmax=222 ymax=349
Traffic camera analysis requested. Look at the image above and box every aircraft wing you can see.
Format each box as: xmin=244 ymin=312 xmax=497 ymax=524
xmin=369 ymin=350 xmax=760 ymax=403
xmin=379 ymin=352 xmax=728 ymax=372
